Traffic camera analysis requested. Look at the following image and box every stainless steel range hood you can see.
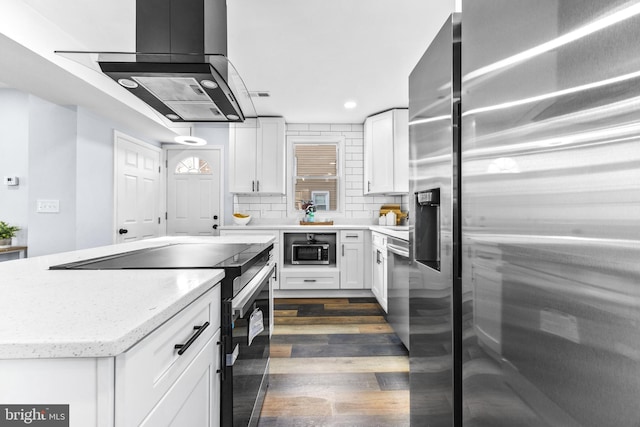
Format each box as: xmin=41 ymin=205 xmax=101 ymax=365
xmin=57 ymin=0 xmax=255 ymax=123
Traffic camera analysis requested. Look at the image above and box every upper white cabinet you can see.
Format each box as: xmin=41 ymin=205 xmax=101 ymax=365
xmin=229 ymin=117 xmax=286 ymax=194
xmin=363 ymin=109 xmax=408 ymax=195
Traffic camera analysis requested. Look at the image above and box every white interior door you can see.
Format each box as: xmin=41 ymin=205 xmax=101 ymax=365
xmin=114 ymin=132 xmax=162 ymax=243
xmin=166 ymin=148 xmax=222 ymax=236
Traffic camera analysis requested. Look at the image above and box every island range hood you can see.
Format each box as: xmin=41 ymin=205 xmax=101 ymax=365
xmin=57 ymin=0 xmax=255 ymax=123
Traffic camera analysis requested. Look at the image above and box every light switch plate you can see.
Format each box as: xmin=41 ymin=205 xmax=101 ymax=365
xmin=37 ymin=199 xmax=60 ymax=213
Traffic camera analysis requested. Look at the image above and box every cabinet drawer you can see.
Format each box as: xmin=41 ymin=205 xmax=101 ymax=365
xmin=115 ymin=285 xmax=221 ymax=427
xmin=340 ymin=230 xmax=365 ymax=242
xmin=280 ymin=271 xmax=340 ymax=290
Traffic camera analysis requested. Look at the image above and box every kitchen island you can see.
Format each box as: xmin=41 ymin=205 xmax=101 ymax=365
xmin=0 ymin=235 xmax=274 ymax=427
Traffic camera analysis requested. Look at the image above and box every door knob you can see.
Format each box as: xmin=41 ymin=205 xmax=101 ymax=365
xmin=212 ymin=225 xmax=218 ymax=230
xmin=118 ymin=228 xmax=128 ymax=235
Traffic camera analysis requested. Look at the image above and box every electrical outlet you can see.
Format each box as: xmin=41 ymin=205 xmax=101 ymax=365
xmin=36 ymin=199 xmax=60 ymax=213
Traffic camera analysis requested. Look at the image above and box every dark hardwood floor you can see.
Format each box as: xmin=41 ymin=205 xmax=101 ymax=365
xmin=258 ymin=297 xmax=410 ymax=427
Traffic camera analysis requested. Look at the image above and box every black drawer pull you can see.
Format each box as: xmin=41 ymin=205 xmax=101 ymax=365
xmin=303 ymin=279 xmax=317 ymax=282
xmin=174 ymin=322 xmax=210 ymax=355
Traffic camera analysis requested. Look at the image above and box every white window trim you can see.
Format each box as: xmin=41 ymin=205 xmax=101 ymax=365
xmin=286 ymin=135 xmax=346 ymax=219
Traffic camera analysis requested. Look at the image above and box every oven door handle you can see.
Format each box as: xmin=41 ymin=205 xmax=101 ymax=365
xmin=387 ymin=243 xmax=409 ymax=258
xmin=231 ymin=261 xmax=275 ymax=318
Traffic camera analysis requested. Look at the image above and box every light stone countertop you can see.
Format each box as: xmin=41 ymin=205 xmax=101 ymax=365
xmin=0 ymin=235 xmax=274 ymax=359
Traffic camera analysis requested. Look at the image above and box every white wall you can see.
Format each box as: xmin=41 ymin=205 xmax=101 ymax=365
xmin=27 ymin=96 xmax=77 ymax=257
xmin=0 ymin=89 xmax=163 ymax=258
xmin=0 ymin=90 xmax=29 ymax=256
xmin=75 ymin=107 xmax=118 ymax=250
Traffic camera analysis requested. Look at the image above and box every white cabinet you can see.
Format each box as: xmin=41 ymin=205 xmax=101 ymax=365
xmin=138 ymin=333 xmax=219 ymax=427
xmin=229 ymin=117 xmax=285 ymax=194
xmin=363 ymin=109 xmax=408 ymax=195
xmin=116 ymin=286 xmax=221 ymax=427
xmin=340 ymin=230 xmax=365 ymax=289
xmin=0 ymin=286 xmax=222 ymax=427
xmin=280 ymin=269 xmax=340 ymax=290
xmin=371 ymin=232 xmax=388 ymax=312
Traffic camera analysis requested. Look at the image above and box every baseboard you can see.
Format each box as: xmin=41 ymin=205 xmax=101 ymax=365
xmin=273 ymin=289 xmax=375 ymax=299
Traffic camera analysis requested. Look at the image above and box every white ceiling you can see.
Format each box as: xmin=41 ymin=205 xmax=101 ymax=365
xmin=2 ymin=0 xmax=455 ymax=130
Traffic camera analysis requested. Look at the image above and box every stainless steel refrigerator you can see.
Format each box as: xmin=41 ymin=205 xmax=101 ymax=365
xmin=409 ymin=2 xmax=640 ymax=426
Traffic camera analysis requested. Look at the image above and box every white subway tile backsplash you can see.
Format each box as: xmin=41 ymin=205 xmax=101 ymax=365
xmin=349 ymin=211 xmax=373 ymax=219
xmin=260 ymin=196 xmax=286 ymax=203
xmin=261 ymin=210 xmax=285 ymax=219
xmin=232 ymin=122 xmax=404 ymax=224
xmin=287 ymin=124 xmax=309 ymax=131
xmin=309 ymin=124 xmax=331 ymax=131
xmin=345 ymin=145 xmax=362 ymax=154
xmin=343 ymin=131 xmax=364 ymax=139
xmin=330 ymin=124 xmax=352 ymax=132
xmin=271 ymin=203 xmax=287 ymax=211
xmin=345 ymin=160 xmax=361 ymax=169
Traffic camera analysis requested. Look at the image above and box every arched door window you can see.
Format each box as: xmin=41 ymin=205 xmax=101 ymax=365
xmin=174 ymin=156 xmax=213 ymax=174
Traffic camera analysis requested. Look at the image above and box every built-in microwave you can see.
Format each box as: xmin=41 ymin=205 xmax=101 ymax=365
xmin=291 ymin=241 xmax=330 ymax=264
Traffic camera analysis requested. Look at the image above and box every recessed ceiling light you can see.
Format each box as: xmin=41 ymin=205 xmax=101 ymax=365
xmin=226 ymin=114 xmax=239 ymax=120
xmin=118 ymin=78 xmax=138 ymax=89
xmin=166 ymin=113 xmax=180 ymax=120
xmin=201 ymin=80 xmax=218 ymax=89
xmin=344 ymin=100 xmax=357 ymax=109
xmin=174 ymin=136 xmax=207 ymax=146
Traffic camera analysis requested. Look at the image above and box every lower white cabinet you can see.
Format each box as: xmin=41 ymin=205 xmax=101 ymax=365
xmin=340 ymin=230 xmax=365 ymax=289
xmin=371 ymin=232 xmax=388 ymax=311
xmin=280 ymin=268 xmax=340 ymax=290
xmin=138 ymin=333 xmax=219 ymax=427
xmin=0 ymin=285 xmax=222 ymax=427
xmin=116 ymin=286 xmax=221 ymax=427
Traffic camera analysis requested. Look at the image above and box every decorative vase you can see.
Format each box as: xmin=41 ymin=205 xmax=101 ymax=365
xmin=0 ymin=238 xmax=10 ymax=247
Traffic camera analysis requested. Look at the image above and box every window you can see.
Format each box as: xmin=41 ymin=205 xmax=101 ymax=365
xmin=174 ymin=156 xmax=212 ymax=174
xmin=289 ymin=137 xmax=343 ymax=213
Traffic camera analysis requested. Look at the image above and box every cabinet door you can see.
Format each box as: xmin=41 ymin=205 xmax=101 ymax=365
xmin=256 ymin=117 xmax=285 ymax=194
xmin=364 ymin=111 xmax=394 ymax=194
xmin=115 ymin=287 xmax=219 ymax=427
xmin=372 ymin=246 xmax=387 ymax=311
xmin=392 ymin=109 xmax=409 ymax=193
xmin=363 ymin=109 xmax=408 ymax=194
xmin=229 ymin=119 xmax=258 ymax=193
xmin=139 ymin=332 xmax=220 ymax=427
xmin=341 ymin=242 xmax=364 ymax=289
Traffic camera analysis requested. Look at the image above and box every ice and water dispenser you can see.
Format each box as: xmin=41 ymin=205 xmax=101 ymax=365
xmin=414 ymin=188 xmax=440 ymax=271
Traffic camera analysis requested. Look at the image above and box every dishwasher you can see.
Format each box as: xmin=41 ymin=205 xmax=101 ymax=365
xmin=387 ymin=236 xmax=411 ymax=350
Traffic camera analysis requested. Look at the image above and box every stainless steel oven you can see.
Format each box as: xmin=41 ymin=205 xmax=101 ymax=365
xmin=222 ymin=259 xmax=275 ymax=427
xmin=291 ymin=241 xmax=330 ymax=264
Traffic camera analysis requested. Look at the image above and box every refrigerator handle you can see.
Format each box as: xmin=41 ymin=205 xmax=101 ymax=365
xmin=453 ymin=100 xmax=462 ymax=280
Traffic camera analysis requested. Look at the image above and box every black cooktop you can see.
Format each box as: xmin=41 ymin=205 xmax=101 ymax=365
xmin=50 ymin=242 xmax=271 ymax=271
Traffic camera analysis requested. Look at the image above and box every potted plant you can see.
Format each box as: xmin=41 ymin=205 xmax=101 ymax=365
xmin=0 ymin=221 xmax=20 ymax=247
